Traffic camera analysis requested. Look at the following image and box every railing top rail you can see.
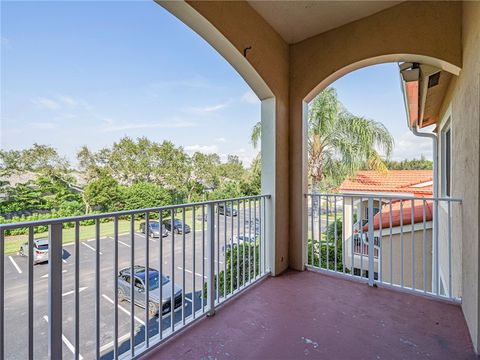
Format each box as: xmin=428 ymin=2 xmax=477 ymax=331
xmin=305 ymin=193 xmax=462 ymax=203
xmin=0 ymin=194 xmax=271 ymax=230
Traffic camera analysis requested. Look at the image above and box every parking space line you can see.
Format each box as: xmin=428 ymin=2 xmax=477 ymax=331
xmin=43 ymin=315 xmax=84 ymax=359
xmin=177 ymin=266 xmax=206 ymax=279
xmin=184 ymin=296 xmax=192 ymax=303
xmin=118 ymin=240 xmax=130 ymax=248
xmin=62 ymin=258 xmax=67 ymax=264
xmin=41 ymin=270 xmax=67 ymax=278
xmin=100 ymin=332 xmax=131 ymax=353
xmin=102 ymin=294 xmax=145 ymax=325
xmin=8 ymin=256 xmax=22 ymax=274
xmin=82 ymin=242 xmax=103 ymax=255
xmin=62 ymin=287 xmax=87 ymax=297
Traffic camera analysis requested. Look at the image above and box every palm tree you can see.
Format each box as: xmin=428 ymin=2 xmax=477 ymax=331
xmin=250 ymin=87 xmax=394 ymax=193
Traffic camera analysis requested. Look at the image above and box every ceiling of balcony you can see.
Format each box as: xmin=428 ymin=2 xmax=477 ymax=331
xmin=247 ymin=1 xmax=403 ymax=44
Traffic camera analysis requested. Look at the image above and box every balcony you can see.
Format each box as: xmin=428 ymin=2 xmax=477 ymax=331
xmin=1 ymin=193 xmax=476 ymax=359
xmin=141 ymin=270 xmax=474 ymax=360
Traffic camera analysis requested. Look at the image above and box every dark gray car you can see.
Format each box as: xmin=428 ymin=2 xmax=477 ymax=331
xmin=139 ymin=221 xmax=168 ymax=238
xmin=117 ymin=266 xmax=183 ymax=317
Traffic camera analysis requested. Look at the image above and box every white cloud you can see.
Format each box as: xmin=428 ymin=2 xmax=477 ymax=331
xmin=215 ymin=137 xmax=227 ymax=143
xmin=32 ymin=95 xmax=91 ymax=111
xmin=28 ymin=122 xmax=56 ymax=129
xmin=241 ymin=90 xmax=260 ymax=104
xmin=99 ymin=119 xmax=196 ymax=133
xmin=391 ymin=131 xmax=433 ymax=160
xmin=184 ymin=144 xmax=219 ymax=154
xmin=185 ymin=103 xmax=228 ymax=115
xmin=32 ymin=97 xmax=61 ymax=110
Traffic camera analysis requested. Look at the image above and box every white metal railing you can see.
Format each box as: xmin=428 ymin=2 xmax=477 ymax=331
xmin=0 ymin=195 xmax=271 ymax=359
xmin=305 ymin=193 xmax=462 ymax=301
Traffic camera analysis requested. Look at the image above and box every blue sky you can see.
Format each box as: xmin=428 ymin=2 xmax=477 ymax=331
xmin=1 ymin=1 xmax=431 ymax=167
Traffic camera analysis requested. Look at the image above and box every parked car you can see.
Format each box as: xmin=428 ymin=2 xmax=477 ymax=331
xmin=117 ymin=266 xmax=183 ymax=317
xmin=18 ymin=238 xmax=49 ymax=264
xmin=139 ymin=221 xmax=168 ymax=238
xmin=162 ymin=219 xmax=191 ymax=234
xmin=217 ymin=204 xmax=238 ymax=217
xmin=223 ymin=234 xmax=258 ymax=253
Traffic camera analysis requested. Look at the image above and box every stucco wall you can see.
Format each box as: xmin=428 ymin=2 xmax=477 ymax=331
xmin=437 ymin=1 xmax=480 ymax=351
xmin=380 ymin=227 xmax=433 ymax=292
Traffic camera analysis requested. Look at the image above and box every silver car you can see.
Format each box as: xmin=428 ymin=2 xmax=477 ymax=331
xmin=19 ymin=238 xmax=49 ymax=264
xmin=139 ymin=221 xmax=168 ymax=238
xmin=223 ymin=234 xmax=258 ymax=254
xmin=117 ymin=266 xmax=183 ymax=317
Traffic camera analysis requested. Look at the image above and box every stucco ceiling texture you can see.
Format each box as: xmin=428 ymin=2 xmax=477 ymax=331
xmin=248 ymin=1 xmax=403 ymax=44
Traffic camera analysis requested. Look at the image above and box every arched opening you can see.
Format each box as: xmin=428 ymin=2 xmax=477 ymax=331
xmin=300 ymin=56 xmax=461 ymax=300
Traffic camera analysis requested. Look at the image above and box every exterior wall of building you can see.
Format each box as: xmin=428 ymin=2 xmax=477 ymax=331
xmin=380 ymin=227 xmax=433 ymax=292
xmin=436 ymin=1 xmax=480 ymax=351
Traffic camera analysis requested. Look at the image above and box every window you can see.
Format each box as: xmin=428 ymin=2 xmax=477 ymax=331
xmin=441 ymin=120 xmax=452 ymax=197
xmin=134 ymin=277 xmax=144 ymax=290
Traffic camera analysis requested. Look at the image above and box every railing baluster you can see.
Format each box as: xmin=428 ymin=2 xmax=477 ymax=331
xmin=231 ymin=201 xmax=234 ymax=291
xmin=253 ymin=199 xmax=257 ymax=280
xmin=201 ymin=205 xmax=205 ymax=312
xmin=326 ymin=196 xmax=330 ymax=271
xmin=28 ymin=226 xmax=34 ymax=360
xmin=367 ymin=197 xmax=375 ymax=286
xmin=388 ymin=200 xmax=392 ymax=285
xmin=113 ymin=217 xmax=118 ymax=359
xmin=358 ymin=197 xmax=362 ymax=277
xmin=182 ymin=207 xmax=186 ymax=325
xmin=342 ymin=196 xmax=345 ymax=274
xmin=310 ymin=195 xmax=314 ymax=266
xmin=448 ymin=200 xmax=452 ymax=298
xmin=224 ymin=201 xmax=227 ymax=297
xmin=158 ymin=210 xmax=163 ymax=337
xmin=434 ymin=198 xmax=439 ymax=295
xmin=129 ymin=215 xmax=135 ymax=357
xmin=400 ymin=199 xmax=404 ymax=288
xmin=237 ymin=199 xmax=241 ymax=287
xmin=422 ymin=200 xmax=427 ymax=293
xmin=318 ymin=195 xmax=322 ymax=269
xmin=379 ymin=198 xmax=382 ymax=283
xmin=248 ymin=199 xmax=252 ymax=282
xmin=192 ymin=206 xmax=196 ymax=319
xmin=350 ymin=196 xmax=354 ymax=276
xmin=145 ymin=212 xmax=150 ymax=346
xmin=334 ymin=195 xmax=337 ymax=272
xmin=216 ymin=203 xmax=220 ymax=302
xmin=206 ymin=203 xmax=215 ymax=317
xmin=95 ymin=219 xmax=100 ymax=359
xmin=243 ymin=200 xmax=246 ymax=286
xmin=411 ymin=199 xmax=415 ymax=290
xmin=48 ymin=223 xmax=63 ymax=360
xmin=170 ymin=209 xmax=175 ymax=333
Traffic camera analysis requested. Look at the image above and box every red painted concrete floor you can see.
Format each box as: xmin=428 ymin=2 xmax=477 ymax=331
xmin=141 ymin=270 xmax=476 ymax=360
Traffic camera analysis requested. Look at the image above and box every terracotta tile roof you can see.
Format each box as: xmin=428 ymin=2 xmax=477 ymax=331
xmin=363 ymin=200 xmax=433 ymax=231
xmin=338 ymin=170 xmax=433 ymax=196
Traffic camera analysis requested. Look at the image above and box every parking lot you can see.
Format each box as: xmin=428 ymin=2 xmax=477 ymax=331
xmin=3 ymin=209 xmax=259 ymax=359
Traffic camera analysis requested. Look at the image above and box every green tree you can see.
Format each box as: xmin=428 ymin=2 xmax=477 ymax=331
xmin=122 ymin=182 xmax=172 ymax=211
xmin=251 ymin=87 xmax=394 ymax=192
xmin=83 ymin=172 xmax=122 ymax=212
